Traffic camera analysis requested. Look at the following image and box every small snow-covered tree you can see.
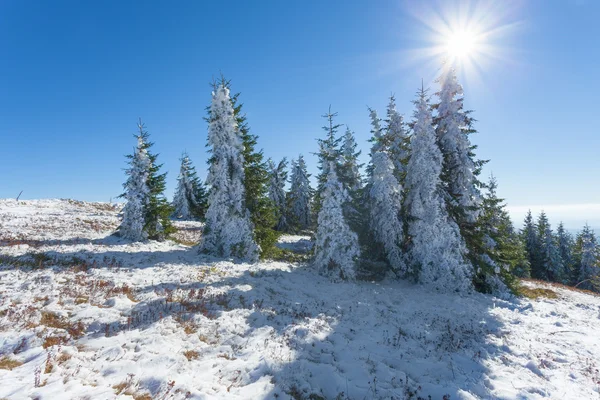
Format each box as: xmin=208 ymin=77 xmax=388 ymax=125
xmin=367 ymin=150 xmax=405 ymax=276
xmin=287 ymin=155 xmax=312 ymax=232
xmin=385 ymin=95 xmax=410 ymax=184
xmin=120 ymin=135 xmax=151 ymax=241
xmin=405 ymin=87 xmax=472 ymax=292
xmin=268 ymin=158 xmax=289 ymax=232
xmin=172 ymin=153 xmax=198 ymax=220
xmin=538 ymin=220 xmax=565 ymax=282
xmin=557 ymin=222 xmax=574 ymax=283
xmin=314 ymin=163 xmax=360 ymax=282
xmin=338 ymin=127 xmax=362 ymax=194
xmin=574 ymin=224 xmax=599 ymax=290
xmin=366 ymin=108 xmax=386 ymax=176
xmin=521 ymin=210 xmax=540 ymax=276
xmin=201 ymin=84 xmax=259 ymax=262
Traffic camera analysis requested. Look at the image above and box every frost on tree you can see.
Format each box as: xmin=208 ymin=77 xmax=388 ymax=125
xmin=200 ymin=84 xmax=259 ymax=262
xmin=576 ymin=224 xmax=599 ymax=290
xmin=404 ymin=88 xmax=472 ymax=292
xmin=435 ymin=66 xmax=482 ymax=223
xmin=368 ymin=150 xmax=405 ymax=276
xmin=385 ymin=95 xmax=410 ymax=183
xmin=314 ymin=107 xmax=342 ymax=217
xmin=288 ymin=155 xmax=312 ymax=231
xmin=314 ymin=164 xmax=360 ymax=282
xmin=557 ymin=222 xmax=574 ymax=282
xmin=172 ymin=153 xmax=198 ymax=220
xmin=268 ymin=158 xmax=289 ymax=232
xmin=538 ymin=219 xmax=565 ymax=283
xmin=339 ymin=127 xmax=362 ymax=194
xmin=120 ymin=135 xmax=151 ymax=241
xmin=366 ymin=108 xmax=386 ymax=177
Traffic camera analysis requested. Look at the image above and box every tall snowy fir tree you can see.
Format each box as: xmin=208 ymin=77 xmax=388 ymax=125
xmin=533 ymin=212 xmax=553 ymax=280
xmin=434 ymin=66 xmax=485 ymax=270
xmin=574 ymin=224 xmax=599 ymax=290
xmin=521 ymin=210 xmax=540 ymax=277
xmin=287 ymin=155 xmax=312 ymax=232
xmin=338 ymin=127 xmax=362 ymax=194
xmin=366 ymin=150 xmax=405 ymax=276
xmin=476 ymin=175 xmax=529 ymax=293
xmin=217 ymin=77 xmax=278 ymax=258
xmin=366 ymin=108 xmax=387 ymax=176
xmin=404 ymin=88 xmax=472 ymax=292
xmin=172 ymin=153 xmax=199 ymax=220
xmin=538 ymin=219 xmax=565 ymax=282
xmin=385 ymin=95 xmax=410 ymax=184
xmin=119 ymin=121 xmax=173 ymax=241
xmin=314 ymin=163 xmax=360 ymax=282
xmin=268 ymin=158 xmax=289 ymax=232
xmin=201 ymin=84 xmax=259 ymax=262
xmin=191 ymin=176 xmax=208 ymax=220
xmin=119 ymin=135 xmax=151 ymax=241
xmin=556 ymin=222 xmax=574 ymax=283
xmin=313 ymin=107 xmax=343 ymax=220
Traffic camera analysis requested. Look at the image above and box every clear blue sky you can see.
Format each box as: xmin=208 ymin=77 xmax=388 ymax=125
xmin=1 ymin=0 xmax=598 ymax=230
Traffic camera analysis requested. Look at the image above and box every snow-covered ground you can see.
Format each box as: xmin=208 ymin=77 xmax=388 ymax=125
xmin=0 ymin=199 xmax=599 ymax=399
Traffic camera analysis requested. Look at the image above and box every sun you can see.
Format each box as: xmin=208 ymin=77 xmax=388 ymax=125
xmin=446 ymin=30 xmax=477 ymax=60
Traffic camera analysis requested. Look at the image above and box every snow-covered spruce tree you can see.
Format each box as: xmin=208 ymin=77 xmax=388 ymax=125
xmin=119 ymin=135 xmax=151 ymax=241
xmin=521 ymin=210 xmax=540 ymax=277
xmin=172 ymin=153 xmax=199 ymax=220
xmin=191 ymin=175 xmax=208 ymax=220
xmin=367 ymin=150 xmax=406 ymax=276
xmin=119 ymin=121 xmax=173 ymax=241
xmin=538 ymin=218 xmax=565 ymax=283
xmin=314 ymin=163 xmax=360 ymax=282
xmin=201 ymin=84 xmax=259 ymax=262
xmin=287 ymin=155 xmax=312 ymax=232
xmin=574 ymin=224 xmax=599 ymax=290
xmin=366 ymin=108 xmax=387 ymax=176
xmin=313 ymin=107 xmax=343 ymax=221
xmin=268 ymin=158 xmax=289 ymax=232
xmin=215 ymin=77 xmax=279 ymax=258
xmin=476 ymin=175 xmax=529 ymax=293
xmin=404 ymin=87 xmax=472 ymax=292
xmin=434 ymin=66 xmax=486 ymax=273
xmin=338 ymin=127 xmax=363 ymax=194
xmin=385 ymin=95 xmax=410 ymax=184
xmin=556 ymin=222 xmax=574 ymax=283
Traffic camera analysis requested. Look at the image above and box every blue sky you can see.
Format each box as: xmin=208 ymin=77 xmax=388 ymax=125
xmin=0 ymin=0 xmax=598 ymax=230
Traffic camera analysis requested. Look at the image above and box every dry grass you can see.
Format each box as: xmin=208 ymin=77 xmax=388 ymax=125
xmin=0 ymin=356 xmax=23 ymax=370
xmin=519 ymin=285 xmax=559 ymax=300
xmin=43 ymin=335 xmax=68 ymax=349
xmin=183 ymin=350 xmax=200 ymax=361
xmin=520 ymin=278 xmax=600 ymax=299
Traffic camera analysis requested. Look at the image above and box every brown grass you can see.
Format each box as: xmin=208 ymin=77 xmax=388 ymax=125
xmin=519 ymin=286 xmax=559 ymax=300
xmin=183 ymin=350 xmax=200 ymax=361
xmin=520 ymin=278 xmax=600 ymax=298
xmin=43 ymin=336 xmax=68 ymax=349
xmin=0 ymin=356 xmax=23 ymax=370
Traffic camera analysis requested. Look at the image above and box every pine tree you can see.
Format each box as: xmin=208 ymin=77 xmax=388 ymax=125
xmin=287 ymin=155 xmax=312 ymax=232
xmin=385 ymin=95 xmax=410 ymax=184
xmin=539 ymin=221 xmax=564 ymax=283
xmin=313 ymin=106 xmax=343 ymax=219
xmin=405 ymin=87 xmax=472 ymax=292
xmin=119 ymin=120 xmax=173 ymax=241
xmin=268 ymin=158 xmax=289 ymax=232
xmin=338 ymin=127 xmax=362 ymax=194
xmin=217 ymin=77 xmax=279 ymax=258
xmin=475 ymin=175 xmax=529 ymax=293
xmin=191 ymin=175 xmax=208 ymax=220
xmin=534 ymin=211 xmax=553 ymax=280
xmin=119 ymin=135 xmax=151 ymax=241
xmin=556 ymin=222 xmax=574 ymax=283
xmin=314 ymin=163 xmax=360 ymax=282
xmin=366 ymin=108 xmax=386 ymax=176
xmin=521 ymin=210 xmax=540 ymax=277
xmin=574 ymin=224 xmax=599 ymax=290
xmin=367 ymin=150 xmax=405 ymax=276
xmin=201 ymin=84 xmax=259 ymax=262
xmin=172 ymin=153 xmax=199 ymax=220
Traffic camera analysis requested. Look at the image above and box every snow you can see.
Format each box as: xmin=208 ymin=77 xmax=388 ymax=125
xmin=1 ymin=199 xmax=600 ymax=399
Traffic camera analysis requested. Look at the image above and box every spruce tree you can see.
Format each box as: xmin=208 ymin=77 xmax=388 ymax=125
xmin=172 ymin=153 xmax=199 ymax=220
xmin=314 ymin=163 xmax=360 ymax=282
xmin=557 ymin=222 xmax=574 ymax=283
xmin=120 ymin=135 xmax=151 ymax=241
xmin=191 ymin=175 xmax=208 ymax=220
xmin=338 ymin=127 xmax=362 ymax=194
xmin=405 ymin=87 xmax=472 ymax=292
xmin=287 ymin=155 xmax=312 ymax=232
xmin=366 ymin=108 xmax=387 ymax=176
xmin=119 ymin=120 xmax=173 ymax=241
xmin=574 ymin=224 xmax=599 ymax=290
xmin=268 ymin=158 xmax=289 ymax=232
xmin=521 ymin=210 xmax=540 ymax=277
xmin=201 ymin=84 xmax=259 ymax=262
xmin=538 ymin=218 xmax=565 ymax=282
xmin=385 ymin=95 xmax=410 ymax=184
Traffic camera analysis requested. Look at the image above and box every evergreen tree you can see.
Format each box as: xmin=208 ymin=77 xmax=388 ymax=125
xmin=119 ymin=120 xmax=173 ymax=241
xmin=574 ymin=224 xmax=599 ymax=290
xmin=338 ymin=127 xmax=362 ymax=194
xmin=314 ymin=163 xmax=360 ymax=282
xmin=172 ymin=153 xmax=199 ymax=220
xmin=521 ymin=210 xmax=540 ymax=276
xmin=539 ymin=221 xmax=564 ymax=282
xmin=119 ymin=135 xmax=151 ymax=241
xmin=385 ymin=95 xmax=410 ymax=184
xmin=367 ymin=150 xmax=405 ymax=276
xmin=557 ymin=222 xmax=574 ymax=283
xmin=313 ymin=106 xmax=343 ymax=220
xmin=218 ymin=77 xmax=279 ymax=258
xmin=533 ymin=211 xmax=552 ymax=280
xmin=191 ymin=175 xmax=208 ymax=220
xmin=268 ymin=158 xmax=289 ymax=232
xmin=287 ymin=155 xmax=312 ymax=232
xmin=476 ymin=175 xmax=529 ymax=293
xmin=366 ymin=108 xmax=386 ymax=176
xmin=201 ymin=84 xmax=259 ymax=262
xmin=405 ymin=87 xmax=472 ymax=292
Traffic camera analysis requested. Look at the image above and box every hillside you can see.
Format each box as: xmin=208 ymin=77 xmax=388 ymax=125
xmin=0 ymin=199 xmax=599 ymax=399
